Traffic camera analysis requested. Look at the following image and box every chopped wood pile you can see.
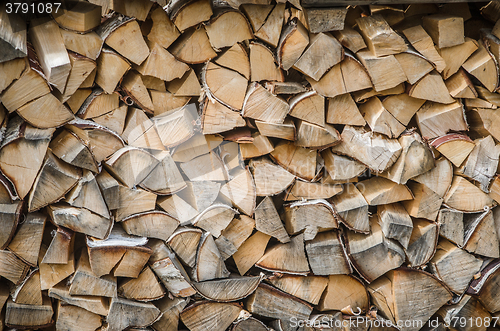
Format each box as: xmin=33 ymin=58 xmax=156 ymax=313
xmin=4 ymin=0 xmax=500 ymax=330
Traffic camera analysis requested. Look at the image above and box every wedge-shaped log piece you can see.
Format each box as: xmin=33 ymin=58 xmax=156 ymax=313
xmin=193 ymin=275 xmax=262 ymax=302
xmin=0 ymin=201 xmax=22 ymax=250
xmin=457 ymin=135 xmax=500 ymax=192
xmin=193 ymin=233 xmax=230 ymax=282
xmin=95 ymin=48 xmax=130 ymax=94
xmin=87 ymin=226 xmax=151 ymax=277
xmin=417 ymin=102 xmax=467 ymax=139
xmin=120 ymin=106 xmax=164 ymax=150
xmin=356 ymin=15 xmax=406 ymax=57
xmin=254 ymin=196 xmax=290 ymax=243
xmin=345 ymin=221 xmax=405 ymax=282
xmin=359 ymin=97 xmax=405 ymax=138
xmin=8 ymin=213 xmax=45 ymax=266
xmin=270 ymin=141 xmax=316 ymax=181
xmin=220 ymin=169 xmax=256 ymax=216
xmin=192 ymin=204 xmax=237 ymax=238
xmin=255 ymin=119 xmax=295 ymax=141
xmin=77 ymin=88 xmax=120 ymax=119
xmin=118 ymin=265 xmax=165 ymax=301
xmin=121 ymin=71 xmax=154 ymax=112
xmin=439 ymin=38 xmax=478 ymax=79
xmin=304 ymin=7 xmax=347 ymax=33
xmin=289 ymin=91 xmax=325 ymax=127
xmin=30 ymin=17 xmax=71 ymax=93
xmin=285 ymin=180 xmax=342 ymax=201
xmin=377 ymin=203 xmax=413 ymax=249
xmin=305 ymin=230 xmax=350 ymax=275
xmin=333 ymin=27 xmax=366 ymax=53
xmin=0 ymin=250 xmax=28 ymax=285
xmin=148 ymin=7 xmax=180 ymax=49
xmin=137 ymin=42 xmax=188 ymax=82
xmin=181 ymin=301 xmax=243 ymax=331
xmin=157 ymin=194 xmax=198 ymax=225
xmin=0 ymin=58 xmax=25 ymax=93
xmin=55 ymin=52 xmax=96 ymax=103
xmin=249 ymin=158 xmax=295 ymax=196
xmin=169 ymin=26 xmax=217 ymax=64
xmin=180 ymin=151 xmax=228 ymax=181
xmin=107 ymin=297 xmax=160 ymax=331
xmin=357 ymin=177 xmax=413 ymax=206
xmin=246 ymin=283 xmax=312 ymax=320
xmin=431 ymin=134 xmax=475 ymax=167
xmin=215 ymin=215 xmax=255 ymax=260
xmin=39 ymin=245 xmax=75 ymax=290
xmin=403 ymin=25 xmax=446 ymax=72
xmin=413 ymin=157 xmax=453 ymax=198
xmin=430 ymin=239 xmax=482 ymax=294
xmin=0 ymin=118 xmax=54 ymax=199
xmin=327 ymin=93 xmax=365 ymax=126
xmin=55 ymin=303 xmax=102 ymax=331
xmin=476 ymin=261 xmax=500 ymax=313
xmin=51 ymin=130 xmax=97 ymax=173
xmin=436 ymin=296 xmax=490 ymax=331
xmin=462 ymin=42 xmax=499 ymax=93
xmin=177 ymin=181 xmax=220 ymax=213
xmin=233 ymin=230 xmax=271 ymax=275
xmin=463 ymin=210 xmax=499 ymax=258
xmin=475 ymin=86 xmax=500 ymax=107
xmin=121 ymin=211 xmax=179 ymax=241
xmin=0 ymin=8 xmax=27 ymax=63
xmin=331 ymin=183 xmax=369 ymax=232
xmin=170 ymin=0 xmax=213 ymax=32
xmin=296 ymin=120 xmax=340 ymax=150
xmin=383 ymin=131 xmax=434 ymax=185
xmin=319 ymin=275 xmax=369 ymax=312
xmin=422 ymin=14 xmax=464 ymax=48
xmin=253 ymin=4 xmax=285 ymax=48
xmin=321 ymin=149 xmax=366 ymax=181
xmin=113 ymin=185 xmax=157 ymax=221
xmin=437 ymin=208 xmax=464 ymax=247
xmin=356 ymin=51 xmax=406 ymax=92
xmin=167 ymin=69 xmax=201 ymax=96
xmin=241 ymin=4 xmax=274 ymax=33
xmin=331 ymin=126 xmax=402 ymax=172
xmin=152 ymin=297 xmax=188 ymax=331
xmin=382 ymin=94 xmax=424 ymax=128
xmin=367 ymin=269 xmax=453 ymax=331
xmin=396 ymin=52 xmax=434 ymax=86
xmin=205 ymin=10 xmax=253 ymax=49
xmin=444 ymin=176 xmax=496 ymax=212
xmin=242 ymin=83 xmax=290 ymax=124
xmin=153 ymin=104 xmax=197 ymax=148
xmin=308 ymin=54 xmax=372 ymax=97
xmin=105 ymin=146 xmax=158 ymax=188
xmin=409 ymin=71 xmax=455 ymax=104
xmin=468 ymin=107 xmax=500 ymax=142
xmin=277 ymin=18 xmax=309 ymax=70
xmin=28 ymin=150 xmax=82 ymax=213
xmin=445 ymin=69 xmax=477 ymax=99
xmin=294 ymin=32 xmax=343 ymax=81
xmin=284 ymin=200 xmax=337 ymax=240
xmin=5 ymin=297 xmax=53 ymax=329
xmin=268 ymin=275 xmax=328 ymax=305
xmin=140 ymin=151 xmax=186 ymax=195
xmin=98 ymin=16 xmax=149 ymax=65
xmin=69 ymin=248 xmax=117 ymax=297
xmin=405 ymin=218 xmax=439 ymax=267
xmin=11 ymin=269 xmax=43 ymax=306
xmin=240 ymin=132 xmax=274 ymax=159
xmin=150 ymin=244 xmax=196 ymax=297
xmin=52 ymin=1 xmax=101 ymax=32
xmin=49 ymin=284 xmax=109 ymax=316
xmin=233 ymin=317 xmax=269 ymax=331
xmin=167 ymin=228 xmax=202 ymax=268
xmin=249 ymin=41 xmax=282 ymax=82
xmin=60 ymin=28 xmax=103 ymax=61
xmin=1 ymin=61 xmax=50 ymax=112
xmin=216 ymin=43 xmax=250 ymax=80
xmin=172 ymin=133 xmax=222 ymax=163
xmin=403 ymin=182 xmax=443 ymax=221
xmin=256 ymin=233 xmax=309 ymax=275
xmin=202 ymin=98 xmax=246 ymax=134
xmin=48 ymin=204 xmax=111 ymax=240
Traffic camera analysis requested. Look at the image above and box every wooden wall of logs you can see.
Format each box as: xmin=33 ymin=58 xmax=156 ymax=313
xmin=3 ymin=0 xmax=500 ymax=330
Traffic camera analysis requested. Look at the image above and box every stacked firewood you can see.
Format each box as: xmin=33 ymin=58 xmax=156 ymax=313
xmin=3 ymin=0 xmax=500 ymax=330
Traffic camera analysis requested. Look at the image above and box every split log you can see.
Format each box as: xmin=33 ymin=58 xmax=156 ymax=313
xmin=249 ymin=158 xmax=295 ymax=196
xmin=438 ymin=37 xmax=478 ymax=79
xmin=357 ymin=15 xmax=407 ymax=57
xmin=106 ymin=297 xmax=160 ymax=331
xmin=416 ymin=102 xmax=468 ymax=139
xmin=240 ymin=132 xmax=274 ymax=159
xmin=152 ymin=297 xmax=188 ymax=331
xmin=48 ymin=284 xmax=109 ymax=316
xmin=357 ymin=177 xmax=413 ymax=206
xmin=29 ymin=17 xmax=71 ymax=93
xmin=169 ymin=26 xmax=217 ymax=64
xmin=345 ymin=221 xmax=405 ymax=282
xmin=332 ymin=27 xmax=366 ymax=53
xmin=121 ymin=211 xmax=179 ymax=241
xmin=205 ymin=10 xmax=253 ymax=49
xmin=413 ymin=157 xmax=453 ymax=198
xmin=437 ymin=208 xmax=464 ymax=246
xmin=403 ymin=25 xmax=446 ymax=73
xmin=462 ymin=41 xmax=499 ymax=93
xmin=53 ymin=1 xmax=101 ymax=33
xmin=55 ymin=303 xmax=102 ymax=331
xmin=409 ymin=71 xmax=455 ymax=104
xmin=0 ymin=201 xmax=22 ymax=250
xmin=180 ymin=301 xmax=244 ymax=331
xmin=443 ymin=176 xmax=496 ymax=212
xmin=405 ymin=218 xmax=439 ymax=267
xmin=0 ymin=58 xmax=25 ymax=93
xmin=57 ymin=51 xmax=97 ymax=102
xmin=422 ymin=15 xmax=464 ymax=48
xmin=140 ymin=151 xmax=186 ymax=195
xmin=5 ymin=297 xmax=53 ymax=329
xmin=305 ymin=230 xmax=350 ymax=275
xmin=246 ymin=284 xmax=313 ymax=321
xmin=377 ymin=203 xmax=413 ymax=249
xmin=270 ymin=141 xmax=316 ymax=181
xmin=170 ymin=0 xmax=213 ymax=32
xmin=233 ymin=231 xmax=271 ymax=275
xmin=147 ymin=7 xmax=180 ymax=49
xmin=60 ymin=29 xmax=103 ymax=61
xmin=10 ymin=269 xmax=42 ymax=305
xmin=105 ymin=146 xmax=159 ymax=188
xmin=283 ymin=200 xmax=337 ymax=240
xmin=359 ymin=96 xmax=406 ymax=138
xmin=242 ymin=83 xmax=289 ymax=124
xmin=356 ymin=51 xmax=407 ymax=92
xmin=193 ymin=274 xmax=262 ymax=302
xmin=39 ymin=245 xmax=75 ymax=290
xmin=367 ymin=268 xmax=453 ymax=331
xmin=268 ymin=275 xmax=327 ymax=305
xmin=77 ymin=88 xmax=120 ymax=119
xmin=95 ymin=48 xmax=130 ymax=94
xmin=289 ymin=91 xmax=325 ymax=127
xmin=462 ymin=210 xmax=499 ymax=258
xmin=445 ymin=69 xmax=478 ymax=99
xmin=253 ymin=4 xmax=286 ymax=48
xmin=430 ymin=238 xmax=483 ymax=294
xmin=0 ymin=7 xmax=27 ymax=63
xmin=331 ymin=183 xmax=369 ymax=232
xmin=215 ymin=215 xmax=255 ymax=260
xmin=403 ymin=182 xmax=443 ymax=221
xmin=318 ymin=274 xmax=369 ymax=312
xmin=435 ymin=296 xmax=491 ymax=331
xmin=256 ymin=233 xmax=309 ymax=275
xmin=7 ymin=213 xmax=46 ymax=266
xmin=118 ymin=265 xmax=165 ymax=301
xmin=394 ymin=51 xmax=434 ymax=85
xmin=326 ymin=93 xmax=365 ymax=126
xmin=166 ymin=227 xmax=202 ymax=268
xmin=468 ymin=107 xmax=500 ymax=142
xmin=216 ymin=43 xmax=250 ymax=80
xmin=191 ymin=204 xmax=236 ymax=239
xmin=121 ymin=71 xmax=155 ymax=112
xmin=304 ymin=7 xmax=347 ymax=33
